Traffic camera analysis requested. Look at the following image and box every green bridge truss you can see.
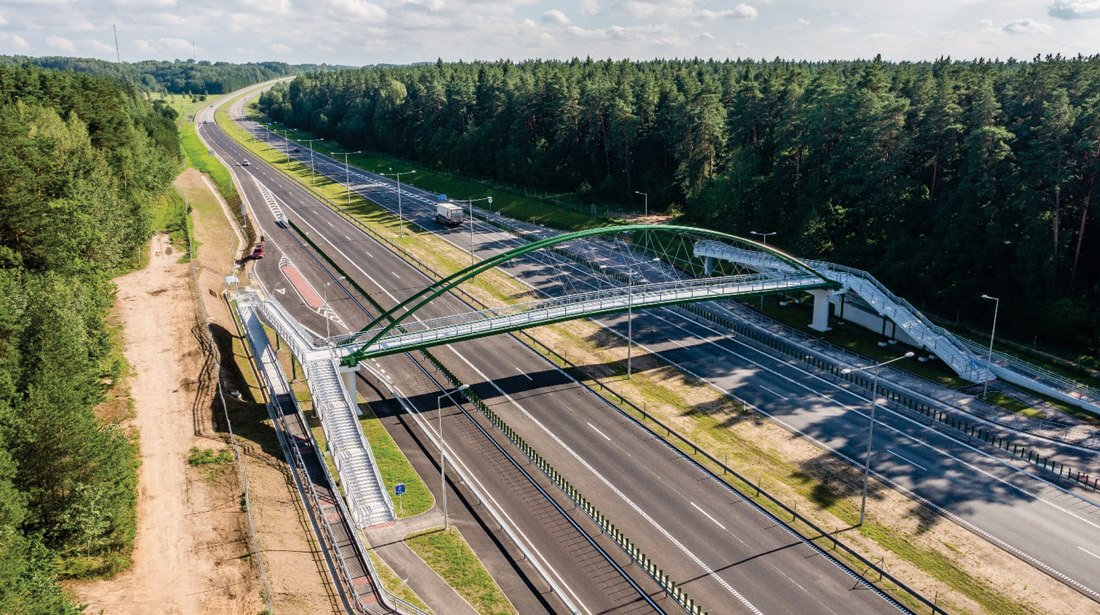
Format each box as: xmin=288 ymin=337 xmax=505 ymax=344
xmin=338 ymin=224 xmax=834 ymax=367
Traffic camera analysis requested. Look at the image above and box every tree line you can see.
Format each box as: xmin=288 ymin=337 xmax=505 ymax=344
xmin=0 ymin=55 xmax=344 ymax=94
xmin=0 ymin=64 xmax=179 ymax=611
xmin=258 ymin=57 xmax=1100 ymax=352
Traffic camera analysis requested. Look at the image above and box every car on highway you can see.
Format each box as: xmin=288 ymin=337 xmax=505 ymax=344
xmin=241 ymin=159 xmax=250 ymax=166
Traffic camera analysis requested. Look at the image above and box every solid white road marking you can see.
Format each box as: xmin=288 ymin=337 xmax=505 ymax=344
xmin=386 ymin=381 xmax=593 ymax=615
xmin=887 ymin=449 xmax=929 ymax=472
xmin=443 ymin=349 xmax=763 ymax=613
xmin=1079 ymin=545 xmax=1100 ymax=560
xmin=586 ymin=422 xmax=612 ymax=442
xmin=391 ymin=271 xmax=401 ymax=279
xmin=515 ymin=366 xmax=533 ymax=381
xmin=759 ymin=384 xmax=788 ymax=400
xmin=690 ymin=501 xmax=727 ymax=531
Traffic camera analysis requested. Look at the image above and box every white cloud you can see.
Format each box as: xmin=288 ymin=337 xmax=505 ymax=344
xmin=271 ymin=42 xmax=292 ymax=53
xmin=237 ymin=0 xmax=293 ymax=15
xmin=699 ymin=4 xmax=757 ymax=20
xmin=0 ymin=12 xmax=8 ymax=26
xmin=542 ymin=9 xmax=570 ymax=25
xmin=133 ymin=39 xmax=155 ymax=53
xmin=323 ymin=0 xmax=386 ymax=22
xmin=795 ymin=17 xmax=810 ymax=28
xmin=13 ymin=35 xmax=30 ymax=50
xmin=1048 ymin=0 xmax=1100 ymax=19
xmin=85 ymin=38 xmax=117 ymax=55
xmin=1002 ymin=18 xmax=1053 ymax=34
xmin=46 ymin=35 xmax=75 ymax=53
xmin=693 ymin=32 xmax=714 ymax=40
xmin=824 ymin=24 xmax=857 ymax=35
xmin=160 ymin=37 xmax=193 ymax=52
xmin=579 ymin=0 xmax=599 ymax=16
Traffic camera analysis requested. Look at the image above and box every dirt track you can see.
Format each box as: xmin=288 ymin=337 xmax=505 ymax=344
xmin=71 ymin=233 xmax=261 ymax=614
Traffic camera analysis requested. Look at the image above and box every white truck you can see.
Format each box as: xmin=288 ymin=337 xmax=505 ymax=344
xmin=435 ymin=200 xmax=464 ymax=227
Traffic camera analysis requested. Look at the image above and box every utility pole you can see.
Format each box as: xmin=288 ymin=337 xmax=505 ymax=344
xmin=842 ymin=351 xmax=914 ymax=525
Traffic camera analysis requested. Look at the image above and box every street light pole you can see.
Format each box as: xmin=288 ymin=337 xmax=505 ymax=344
xmin=301 ymin=138 xmax=324 ymax=185
xmin=437 ymin=384 xmax=469 ymax=530
xmin=634 ymin=190 xmax=648 ymax=218
xmin=750 ymin=231 xmax=778 ymax=310
xmin=980 ymin=294 xmax=1000 ymax=399
xmin=382 ymin=169 xmax=416 ymax=237
xmin=627 ymin=273 xmax=634 ymax=379
xmin=332 ymin=151 xmax=362 ymax=209
xmin=841 ymin=351 xmax=914 ymax=526
xmin=322 ymin=276 xmax=346 ymax=341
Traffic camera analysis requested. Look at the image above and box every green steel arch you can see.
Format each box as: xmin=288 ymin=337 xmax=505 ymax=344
xmin=339 ymin=224 xmax=833 ymax=367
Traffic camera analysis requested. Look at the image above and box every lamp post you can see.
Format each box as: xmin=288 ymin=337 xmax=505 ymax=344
xmin=332 ymin=151 xmax=362 ymax=209
xmin=634 ymin=190 xmax=648 ymax=218
xmin=980 ymin=294 xmax=1000 ymax=399
xmin=381 ymin=168 xmax=416 ymax=237
xmin=455 ymin=196 xmax=493 ymax=264
xmin=627 ymin=271 xmax=640 ymax=379
xmin=750 ymin=231 xmax=777 ymax=310
xmin=269 ymin=123 xmax=290 ymax=165
xmin=322 ymin=276 xmax=346 ymax=341
xmin=841 ymin=350 xmax=914 ymax=526
xmin=300 ymin=138 xmax=324 ymax=185
xmin=437 ymin=384 xmax=470 ymax=530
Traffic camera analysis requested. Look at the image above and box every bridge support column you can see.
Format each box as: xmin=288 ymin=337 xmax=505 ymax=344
xmin=808 ymin=289 xmax=831 ymax=332
xmin=340 ymin=366 xmax=361 ymax=416
xmin=703 ymin=256 xmax=715 ymax=275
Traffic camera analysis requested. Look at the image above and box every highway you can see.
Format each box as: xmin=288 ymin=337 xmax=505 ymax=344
xmin=259 ymin=119 xmax=1100 ymax=606
xmin=199 ymin=91 xmax=907 ymax=613
xmin=271 ymin=123 xmax=1100 ymax=607
xmin=198 ymin=93 xmax=668 ymax=614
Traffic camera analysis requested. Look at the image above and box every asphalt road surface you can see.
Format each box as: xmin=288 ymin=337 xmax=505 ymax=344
xmin=198 ymin=93 xmax=907 ymax=613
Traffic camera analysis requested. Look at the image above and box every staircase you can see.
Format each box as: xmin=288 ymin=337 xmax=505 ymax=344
xmin=238 ymin=290 xmax=395 ymax=527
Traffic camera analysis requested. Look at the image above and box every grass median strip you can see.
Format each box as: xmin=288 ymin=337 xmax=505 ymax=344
xmin=358 ymin=402 xmax=434 ymax=518
xmin=405 ymin=527 xmax=516 ymax=615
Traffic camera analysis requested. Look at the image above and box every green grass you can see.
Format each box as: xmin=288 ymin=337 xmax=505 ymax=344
xmin=358 ymin=403 xmax=434 ymax=518
xmin=982 ymin=391 xmax=1049 ymax=419
xmin=367 ymin=550 xmax=431 ymax=613
xmin=238 ymin=103 xmax=610 ymax=232
xmin=405 ymin=527 xmax=516 ymax=615
xmin=758 ymin=295 xmax=968 ymax=387
xmin=149 ymin=189 xmax=193 ymax=260
xmin=219 ymin=96 xmax=1033 ymax=614
xmin=188 ymin=447 xmax=234 ymax=466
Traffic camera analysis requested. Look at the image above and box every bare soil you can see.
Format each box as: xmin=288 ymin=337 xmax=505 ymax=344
xmin=69 ymin=233 xmax=261 ymax=614
xmin=177 ymin=167 xmax=340 ymax=613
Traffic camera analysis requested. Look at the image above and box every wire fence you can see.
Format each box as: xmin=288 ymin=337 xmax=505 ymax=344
xmin=182 ymin=203 xmax=274 ymax=613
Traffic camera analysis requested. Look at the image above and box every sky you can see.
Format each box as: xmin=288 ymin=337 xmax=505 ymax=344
xmin=0 ymin=0 xmax=1097 ymax=65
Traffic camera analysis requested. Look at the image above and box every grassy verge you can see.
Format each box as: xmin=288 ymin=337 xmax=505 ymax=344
xmin=148 ymin=189 xmax=193 ymax=260
xmin=238 ymin=102 xmax=610 ymax=231
xmin=758 ymin=296 xmax=969 ymax=387
xmin=367 ymin=551 xmax=431 ymax=613
xmin=405 ymin=528 xmax=516 ymax=615
xmin=218 ymin=101 xmax=1049 ymax=614
xmin=358 ymin=403 xmax=434 ymax=518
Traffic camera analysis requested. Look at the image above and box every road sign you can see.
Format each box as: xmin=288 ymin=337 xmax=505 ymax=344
xmin=395 ymin=483 xmax=406 ymax=496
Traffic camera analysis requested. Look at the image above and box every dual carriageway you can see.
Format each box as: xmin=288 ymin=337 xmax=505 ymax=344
xmin=197 ymin=83 xmax=1100 ymax=614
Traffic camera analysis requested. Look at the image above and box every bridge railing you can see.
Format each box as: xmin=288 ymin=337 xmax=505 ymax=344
xmin=336 ymin=272 xmax=826 ymax=355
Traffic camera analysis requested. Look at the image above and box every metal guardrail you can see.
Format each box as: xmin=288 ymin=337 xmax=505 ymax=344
xmin=958 ymin=336 xmax=1100 ymax=404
